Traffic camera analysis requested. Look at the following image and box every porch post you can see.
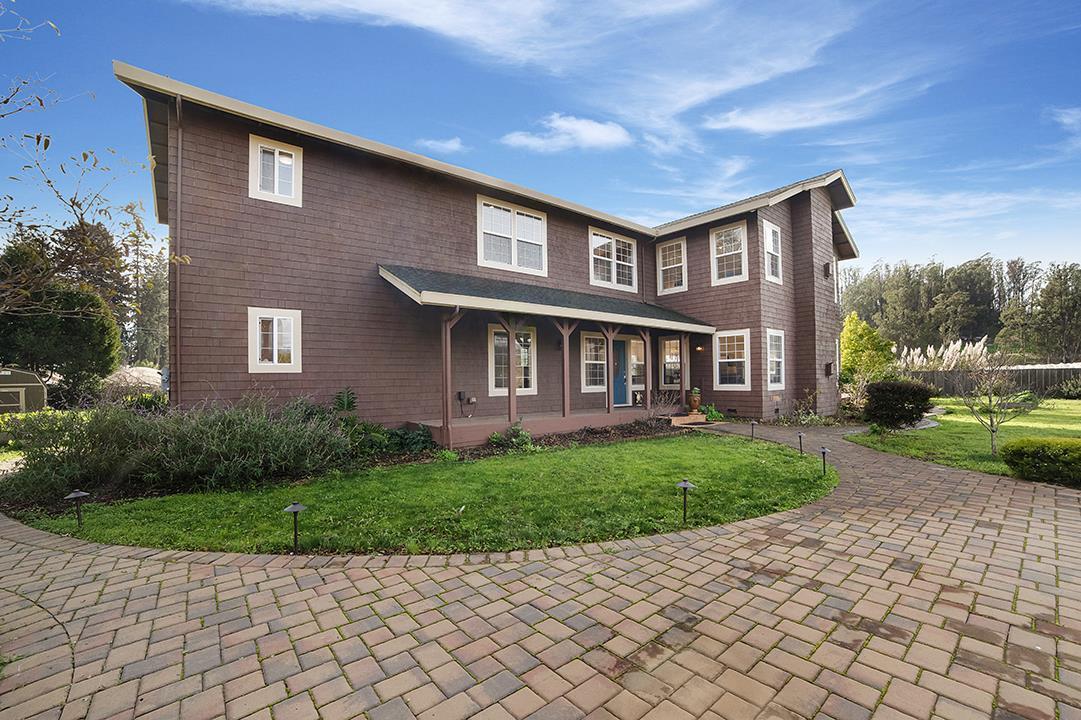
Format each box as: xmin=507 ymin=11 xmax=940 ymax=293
xmin=679 ymin=332 xmax=689 ymax=408
xmin=639 ymin=328 xmax=652 ymax=411
xmin=498 ymin=314 xmax=522 ymax=427
xmin=550 ymin=318 xmax=579 ymax=418
xmin=441 ymin=309 xmax=465 ymax=448
xmin=599 ymin=323 xmax=621 ymax=415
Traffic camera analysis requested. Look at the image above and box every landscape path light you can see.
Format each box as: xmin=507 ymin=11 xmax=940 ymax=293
xmin=283 ymin=501 xmax=307 ymax=554
xmin=798 ymin=432 xmax=805 ymax=454
xmin=820 ymin=447 xmax=831 ymax=476
xmin=676 ymin=479 xmax=696 ymax=525
xmin=750 ymin=420 xmax=758 ymax=440
xmin=64 ymin=489 xmax=90 ymax=528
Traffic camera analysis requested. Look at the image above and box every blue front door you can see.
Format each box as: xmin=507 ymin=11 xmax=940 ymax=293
xmin=613 ymin=340 xmax=628 ymax=405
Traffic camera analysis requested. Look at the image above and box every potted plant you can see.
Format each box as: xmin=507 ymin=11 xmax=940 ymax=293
xmin=688 ymin=387 xmax=702 ymax=412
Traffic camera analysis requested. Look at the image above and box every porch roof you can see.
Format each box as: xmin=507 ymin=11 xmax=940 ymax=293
xmin=379 ymin=265 xmax=716 ymax=334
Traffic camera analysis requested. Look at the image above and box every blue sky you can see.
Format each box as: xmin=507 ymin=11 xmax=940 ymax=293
xmin=2 ymin=0 xmax=1080 ymax=267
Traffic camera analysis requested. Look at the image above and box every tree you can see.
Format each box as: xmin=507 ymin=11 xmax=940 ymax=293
xmin=956 ymin=349 xmax=1039 ymax=455
xmin=840 ymin=312 xmax=894 ymax=381
xmin=876 ymin=262 xmax=943 ymax=348
xmin=0 ymin=1 xmax=60 ymax=121
xmin=996 ymin=259 xmax=1043 ymax=358
xmin=1033 ymin=263 xmax=1081 ymax=363
xmin=932 ymin=256 xmax=1000 ymax=342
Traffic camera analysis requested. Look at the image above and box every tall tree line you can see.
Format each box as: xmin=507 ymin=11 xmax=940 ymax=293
xmin=842 ymin=256 xmax=1081 ymax=363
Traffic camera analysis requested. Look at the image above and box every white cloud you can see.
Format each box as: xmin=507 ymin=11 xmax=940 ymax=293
xmin=501 ymin=113 xmax=632 ymax=153
xmin=415 ymin=136 xmax=468 ymax=154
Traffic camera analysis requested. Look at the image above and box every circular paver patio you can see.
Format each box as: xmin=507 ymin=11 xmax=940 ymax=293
xmin=2 ymin=425 xmax=1080 ymax=720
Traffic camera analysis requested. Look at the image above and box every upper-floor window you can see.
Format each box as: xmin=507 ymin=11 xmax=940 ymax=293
xmin=477 ymin=196 xmax=548 ymax=277
xmin=710 ymin=221 xmax=747 ymax=286
xmin=767 ymin=328 xmax=785 ymax=390
xmin=714 ymin=329 xmax=750 ymax=391
xmin=247 ymin=307 xmax=302 ymax=373
xmin=656 ymin=238 xmax=687 ymax=295
xmin=589 ymin=227 xmax=637 ymax=292
xmin=763 ymin=220 xmax=782 ymax=284
xmin=248 ymin=135 xmax=303 ymax=207
xmin=488 ymin=324 xmax=538 ymax=396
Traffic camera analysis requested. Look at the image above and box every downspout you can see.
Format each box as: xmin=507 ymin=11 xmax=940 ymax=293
xmin=174 ymin=95 xmax=183 ymax=405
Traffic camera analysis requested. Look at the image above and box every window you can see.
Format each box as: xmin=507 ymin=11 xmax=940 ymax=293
xmin=581 ymin=334 xmax=607 ymax=392
xmin=767 ymin=329 xmax=785 ymax=390
xmin=589 ymin=227 xmax=637 ymax=292
xmin=713 ymin=329 xmax=750 ymax=391
xmin=763 ymin=220 xmax=782 ymax=284
xmin=477 ymin=196 xmax=547 ymax=276
xmin=656 ymin=238 xmax=687 ymax=295
xmin=248 ymin=135 xmax=303 ymax=207
xmin=709 ymin=221 xmax=747 ymax=286
xmin=488 ymin=324 xmax=538 ymax=396
xmin=660 ymin=337 xmax=682 ymax=389
xmin=629 ymin=339 xmax=645 ymax=387
xmin=247 ymin=307 xmax=302 ymax=373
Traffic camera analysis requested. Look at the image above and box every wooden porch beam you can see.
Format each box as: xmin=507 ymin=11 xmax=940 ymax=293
xmin=550 ymin=318 xmax=580 ymax=418
xmin=441 ymin=309 xmax=466 ymax=448
xmin=638 ymin=328 xmax=652 ymax=411
xmin=599 ymin=323 xmax=621 ymax=414
xmin=497 ymin=313 xmax=524 ymax=427
xmin=680 ymin=332 xmax=690 ymax=409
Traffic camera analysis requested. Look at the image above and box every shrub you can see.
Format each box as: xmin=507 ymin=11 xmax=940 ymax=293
xmin=700 ymin=404 xmax=725 ymax=422
xmin=1049 ymin=377 xmax=1081 ymax=400
xmin=1001 ymin=437 xmax=1081 ymax=485
xmin=863 ymin=380 xmax=934 ymax=429
xmin=387 ymin=426 xmax=436 ymax=453
xmin=489 ymin=422 xmax=533 ymax=451
xmin=0 ymin=399 xmax=351 ymax=505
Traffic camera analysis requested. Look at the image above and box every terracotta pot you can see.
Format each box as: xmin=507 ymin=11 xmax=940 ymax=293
xmin=688 ymin=394 xmax=701 ymax=412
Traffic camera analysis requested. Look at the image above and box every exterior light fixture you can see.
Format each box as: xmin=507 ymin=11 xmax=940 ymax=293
xmin=750 ymin=420 xmax=758 ymax=440
xmin=797 ymin=432 xmax=805 ymax=454
xmin=675 ymin=479 xmax=696 ymax=525
xmin=64 ymin=489 xmax=90 ymax=528
xmin=819 ymin=447 xmax=831 ymax=476
xmin=283 ymin=501 xmax=307 ymax=554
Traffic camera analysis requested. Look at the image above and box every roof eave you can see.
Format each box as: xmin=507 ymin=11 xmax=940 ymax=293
xmin=832 ymin=211 xmax=859 ymax=260
xmin=113 ymin=60 xmax=655 ymax=237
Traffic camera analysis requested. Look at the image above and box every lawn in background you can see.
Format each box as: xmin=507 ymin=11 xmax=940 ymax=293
xmin=848 ymin=398 xmax=1081 ymax=476
xmin=18 ymin=433 xmax=836 ymax=554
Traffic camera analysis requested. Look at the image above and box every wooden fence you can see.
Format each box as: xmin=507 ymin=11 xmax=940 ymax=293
xmin=907 ymin=364 xmax=1081 ymax=396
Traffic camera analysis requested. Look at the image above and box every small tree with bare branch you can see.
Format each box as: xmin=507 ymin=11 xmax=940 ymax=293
xmin=955 ymin=349 xmax=1041 ymax=455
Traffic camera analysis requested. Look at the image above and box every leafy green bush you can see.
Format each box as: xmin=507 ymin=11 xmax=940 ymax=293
xmin=489 ymin=422 xmax=533 ymax=451
xmin=1049 ymin=377 xmax=1081 ymax=400
xmin=0 ymin=399 xmax=351 ymax=505
xmin=864 ymin=380 xmax=934 ymax=429
xmin=123 ymin=391 xmax=168 ymax=413
xmin=1001 ymin=437 xmax=1081 ymax=485
xmin=700 ymin=404 xmax=725 ymax=421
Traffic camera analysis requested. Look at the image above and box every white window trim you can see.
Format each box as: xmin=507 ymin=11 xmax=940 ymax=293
xmin=762 ymin=219 xmax=783 ymax=285
xmin=247 ymin=307 xmax=302 ymax=373
xmin=833 ymin=255 xmax=840 ymax=303
xmin=656 ymin=237 xmax=687 ymax=296
xmin=477 ymin=195 xmax=548 ymax=278
xmin=588 ymin=227 xmax=638 ymax=293
xmin=248 ymin=134 xmax=303 ymax=207
xmin=712 ymin=328 xmax=751 ymax=392
xmin=580 ymin=332 xmax=608 ymax=393
xmin=487 ymin=323 xmax=538 ymax=397
xmin=709 ymin=220 xmax=748 ymax=286
xmin=767 ymin=328 xmax=786 ymax=390
xmin=659 ymin=336 xmax=682 ymax=390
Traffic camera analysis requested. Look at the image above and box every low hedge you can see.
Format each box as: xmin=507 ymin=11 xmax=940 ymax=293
xmin=1001 ymin=437 xmax=1081 ymax=485
xmin=864 ymin=380 xmax=934 ymax=429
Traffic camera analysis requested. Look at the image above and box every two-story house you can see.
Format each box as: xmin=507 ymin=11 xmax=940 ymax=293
xmin=115 ymin=61 xmax=858 ymax=447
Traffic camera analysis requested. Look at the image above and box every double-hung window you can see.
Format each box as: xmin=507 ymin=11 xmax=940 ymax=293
xmin=660 ymin=337 xmax=682 ymax=389
xmin=589 ymin=228 xmax=637 ymax=291
xmin=710 ymin=221 xmax=747 ymax=285
xmin=581 ymin=334 xmax=607 ymax=392
xmin=767 ymin=329 xmax=785 ymax=390
xmin=248 ymin=135 xmax=303 ymax=207
xmin=713 ymin=329 xmax=750 ymax=391
xmin=656 ymin=238 xmax=687 ymax=295
xmin=478 ymin=196 xmax=547 ymax=276
xmin=248 ymin=307 xmax=302 ymax=373
xmin=763 ymin=220 xmax=782 ymax=284
xmin=488 ymin=324 xmax=537 ymax=396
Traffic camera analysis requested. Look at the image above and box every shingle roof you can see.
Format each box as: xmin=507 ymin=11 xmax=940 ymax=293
xmin=379 ymin=265 xmax=715 ymax=334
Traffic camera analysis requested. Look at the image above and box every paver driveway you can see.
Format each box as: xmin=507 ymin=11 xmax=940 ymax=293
xmin=2 ymin=425 xmax=1081 ymax=720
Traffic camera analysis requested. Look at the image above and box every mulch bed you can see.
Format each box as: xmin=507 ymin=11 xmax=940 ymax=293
xmin=457 ymin=418 xmax=689 ymax=460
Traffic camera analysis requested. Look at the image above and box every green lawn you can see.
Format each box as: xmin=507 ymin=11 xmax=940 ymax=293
xmin=15 ymin=433 xmax=836 ymax=555
xmin=0 ymin=449 xmax=21 ymax=463
xmin=848 ymin=398 xmax=1081 ymax=476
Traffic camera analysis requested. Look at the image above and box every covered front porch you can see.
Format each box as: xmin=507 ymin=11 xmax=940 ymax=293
xmin=380 ymin=265 xmax=715 ymax=448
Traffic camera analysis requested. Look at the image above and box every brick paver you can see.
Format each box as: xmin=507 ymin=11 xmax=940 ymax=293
xmin=2 ymin=425 xmax=1081 ymax=719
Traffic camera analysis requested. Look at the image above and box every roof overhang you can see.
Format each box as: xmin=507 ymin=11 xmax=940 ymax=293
xmin=832 ymin=211 xmax=859 ymax=260
xmin=655 ymin=170 xmax=857 ymax=237
xmin=379 ymin=266 xmax=716 ymax=335
xmin=114 ymin=61 xmax=655 ymax=235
